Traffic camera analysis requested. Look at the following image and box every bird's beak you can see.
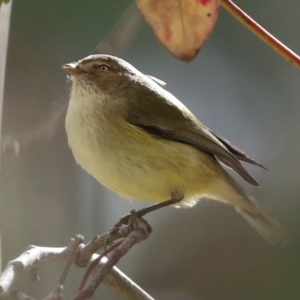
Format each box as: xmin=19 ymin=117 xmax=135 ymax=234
xmin=62 ymin=63 xmax=82 ymax=75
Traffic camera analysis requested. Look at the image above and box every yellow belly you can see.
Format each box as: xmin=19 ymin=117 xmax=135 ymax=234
xmin=66 ymin=113 xmax=219 ymax=206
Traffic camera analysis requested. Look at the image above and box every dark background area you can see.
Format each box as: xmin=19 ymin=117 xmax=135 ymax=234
xmin=1 ymin=1 xmax=300 ymax=299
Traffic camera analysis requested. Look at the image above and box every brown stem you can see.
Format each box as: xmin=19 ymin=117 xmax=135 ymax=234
xmin=221 ymin=0 xmax=300 ymax=69
xmin=77 ymin=240 xmax=123 ymax=292
xmin=0 ymin=233 xmax=153 ymax=300
xmin=73 ymin=217 xmax=152 ymax=300
xmin=58 ymin=234 xmax=84 ymax=286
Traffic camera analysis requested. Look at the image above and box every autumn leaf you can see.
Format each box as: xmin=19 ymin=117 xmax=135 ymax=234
xmin=136 ymin=0 xmax=220 ymax=61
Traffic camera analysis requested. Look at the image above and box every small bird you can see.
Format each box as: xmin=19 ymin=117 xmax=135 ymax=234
xmin=63 ymin=54 xmax=287 ymax=245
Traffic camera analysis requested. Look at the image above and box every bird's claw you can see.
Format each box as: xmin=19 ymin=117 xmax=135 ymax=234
xmin=104 ymin=210 xmax=138 ymax=249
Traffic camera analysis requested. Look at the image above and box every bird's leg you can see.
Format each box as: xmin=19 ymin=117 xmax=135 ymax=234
xmin=135 ymin=194 xmax=184 ymax=217
xmin=105 ymin=194 xmax=183 ymax=247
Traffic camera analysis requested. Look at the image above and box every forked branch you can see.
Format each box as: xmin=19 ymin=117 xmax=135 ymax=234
xmin=0 ymin=217 xmax=153 ymax=300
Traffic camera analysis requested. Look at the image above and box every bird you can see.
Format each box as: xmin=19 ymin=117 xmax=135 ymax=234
xmin=63 ymin=54 xmax=287 ymax=245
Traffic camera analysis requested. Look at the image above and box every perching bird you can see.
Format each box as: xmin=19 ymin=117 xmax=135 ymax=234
xmin=63 ymin=54 xmax=287 ymax=245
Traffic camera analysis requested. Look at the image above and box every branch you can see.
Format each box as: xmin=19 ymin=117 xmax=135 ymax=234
xmin=221 ymin=0 xmax=300 ymax=69
xmin=0 ymin=238 xmax=75 ymax=297
xmin=0 ymin=218 xmax=154 ymax=300
xmin=74 ymin=215 xmax=153 ymax=300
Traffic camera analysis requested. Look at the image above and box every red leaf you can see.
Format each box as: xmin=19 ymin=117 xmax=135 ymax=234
xmin=136 ymin=0 xmax=220 ymax=61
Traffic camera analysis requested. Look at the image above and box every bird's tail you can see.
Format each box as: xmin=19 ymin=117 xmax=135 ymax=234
xmin=236 ymin=197 xmax=289 ymax=246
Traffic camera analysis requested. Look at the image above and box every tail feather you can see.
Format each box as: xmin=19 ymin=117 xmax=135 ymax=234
xmin=235 ymin=197 xmax=290 ymax=246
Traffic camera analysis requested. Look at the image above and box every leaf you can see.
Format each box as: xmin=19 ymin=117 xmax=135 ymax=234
xmin=136 ymin=0 xmax=220 ymax=61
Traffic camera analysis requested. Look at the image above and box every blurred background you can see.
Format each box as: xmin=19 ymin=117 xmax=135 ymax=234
xmin=1 ymin=0 xmax=300 ymax=299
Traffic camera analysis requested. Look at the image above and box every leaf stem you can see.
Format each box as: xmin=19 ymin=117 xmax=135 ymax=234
xmin=221 ymin=0 xmax=300 ymax=69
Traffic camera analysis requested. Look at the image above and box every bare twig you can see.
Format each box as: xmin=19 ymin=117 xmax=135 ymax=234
xmin=0 ymin=238 xmax=75 ymax=297
xmin=58 ymin=234 xmax=84 ymax=286
xmin=77 ymin=240 xmax=124 ymax=292
xmin=76 ymin=228 xmax=128 ymax=268
xmin=221 ymin=0 xmax=300 ymax=69
xmin=74 ymin=216 xmax=153 ymax=300
xmin=103 ymin=265 xmax=155 ymax=300
xmin=0 ymin=226 xmax=154 ymax=300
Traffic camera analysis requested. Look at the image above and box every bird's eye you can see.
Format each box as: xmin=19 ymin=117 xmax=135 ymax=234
xmin=99 ymin=65 xmax=109 ymax=71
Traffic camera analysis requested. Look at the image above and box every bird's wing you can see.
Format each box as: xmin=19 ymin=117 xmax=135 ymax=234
xmin=126 ymin=79 xmax=264 ymax=186
xmin=206 ymin=128 xmax=267 ymax=170
xmin=132 ymin=121 xmax=260 ymax=186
